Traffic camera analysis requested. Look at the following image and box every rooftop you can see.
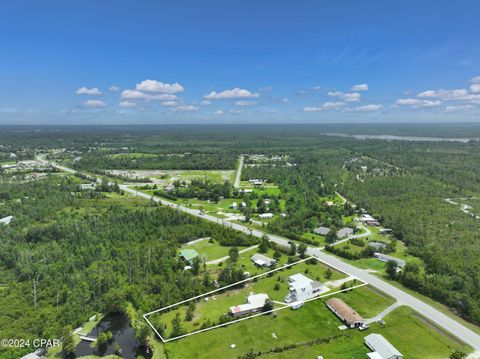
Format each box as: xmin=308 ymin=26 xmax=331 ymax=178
xmin=364 ymin=333 xmax=403 ymax=359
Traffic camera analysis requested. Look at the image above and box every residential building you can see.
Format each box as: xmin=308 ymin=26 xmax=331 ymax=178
xmin=326 ymin=298 xmax=365 ymax=328
xmin=0 ymin=215 xmax=13 ymax=225
xmin=251 ymin=253 xmax=276 ymax=268
xmin=374 ymin=253 xmax=406 ymax=268
xmin=364 ymin=333 xmax=403 ymax=359
xmin=314 ymin=226 xmax=330 ymax=236
xmin=379 ymin=228 xmax=393 ymax=235
xmin=259 ymin=213 xmax=273 ymax=219
xmin=230 ymin=293 xmax=270 ymax=317
xmin=338 ymin=227 xmax=354 ymax=238
xmin=368 ymin=242 xmax=387 ymax=250
xmin=179 ymin=249 xmax=199 ymax=264
xmin=285 ymin=273 xmax=325 ymax=303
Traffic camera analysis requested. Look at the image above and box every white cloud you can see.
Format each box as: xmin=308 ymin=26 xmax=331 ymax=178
xmin=84 ymin=99 xmax=107 ymax=108
xmin=303 ymin=102 xmax=346 ymax=112
xmin=417 ymin=89 xmax=469 ymax=100
xmin=118 ymin=101 xmax=136 ymax=108
xmin=327 ymin=91 xmax=361 ymax=102
xmin=351 ymin=83 xmax=369 ymax=91
xmin=350 ymin=104 xmax=382 ymax=112
xmin=445 ymin=105 xmax=473 ymax=112
xmin=281 ymin=98 xmax=290 ymax=104
xmin=136 ymin=79 xmax=184 ymax=93
xmin=121 ymin=90 xmax=177 ymax=101
xmin=172 ymin=104 xmax=199 ymax=112
xmin=470 ymin=76 xmax=480 ymax=84
xmin=234 ymin=100 xmax=257 ymax=106
xmin=395 ymin=98 xmax=441 ymax=108
xmin=470 ymin=83 xmax=480 ymax=94
xmin=313 ymin=86 xmax=321 ymax=91
xmin=204 ymin=88 xmax=259 ymax=100
xmin=161 ymin=101 xmax=178 ymax=107
xmin=109 ymin=86 xmax=120 ymax=92
xmin=76 ymin=86 xmax=102 ymax=95
xmin=214 ymin=110 xmax=224 ymax=115
xmin=201 ymin=100 xmax=211 ymax=105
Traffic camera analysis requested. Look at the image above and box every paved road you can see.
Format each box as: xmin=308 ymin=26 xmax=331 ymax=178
xmin=234 ymin=155 xmax=244 ymax=188
xmin=329 ymin=224 xmax=371 ymax=248
xmin=365 ymin=302 xmax=403 ymax=324
xmin=39 ymin=158 xmax=480 ymax=352
xmin=121 ymin=185 xmax=480 ymax=351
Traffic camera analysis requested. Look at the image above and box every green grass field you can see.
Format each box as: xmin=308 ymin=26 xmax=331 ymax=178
xmin=183 ymin=238 xmax=246 ymax=262
xmin=150 ymin=259 xmax=347 ymax=338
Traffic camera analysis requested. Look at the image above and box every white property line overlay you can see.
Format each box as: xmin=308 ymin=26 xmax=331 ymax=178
xmin=143 ymin=256 xmax=367 ymax=343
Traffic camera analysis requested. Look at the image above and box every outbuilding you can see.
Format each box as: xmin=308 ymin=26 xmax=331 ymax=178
xmin=251 ymin=253 xmax=276 ymax=268
xmin=314 ymin=226 xmax=330 ymax=236
xmin=364 ymin=333 xmax=403 ymax=359
xmin=326 ymin=298 xmax=365 ymax=328
xmin=179 ymin=249 xmax=199 ymax=264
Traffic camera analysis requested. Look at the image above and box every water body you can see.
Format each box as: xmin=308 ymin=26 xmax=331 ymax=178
xmin=324 ymin=132 xmax=479 ymax=143
xmin=74 ymin=313 xmax=152 ymax=359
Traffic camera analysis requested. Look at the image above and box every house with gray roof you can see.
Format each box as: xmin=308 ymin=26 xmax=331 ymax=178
xmin=364 ymin=333 xmax=403 ymax=359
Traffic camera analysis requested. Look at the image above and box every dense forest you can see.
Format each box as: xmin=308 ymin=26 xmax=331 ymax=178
xmin=1 ymin=124 xmax=480 ymax=354
xmin=0 ymin=176 xmax=256 ymax=357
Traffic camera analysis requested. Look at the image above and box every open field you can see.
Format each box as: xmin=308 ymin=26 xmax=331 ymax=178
xmin=183 ymin=238 xmax=247 ymax=262
xmin=147 ymin=258 xmax=350 ymax=340
xmin=109 ymin=169 xmax=234 ymax=184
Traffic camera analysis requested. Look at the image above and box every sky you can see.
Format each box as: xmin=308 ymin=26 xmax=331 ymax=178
xmin=0 ymin=0 xmax=479 ymax=124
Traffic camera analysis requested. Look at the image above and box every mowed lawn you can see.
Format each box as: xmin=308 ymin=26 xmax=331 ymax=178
xmin=184 ymin=238 xmax=245 ymax=261
xmin=151 ymin=259 xmax=347 ymax=338
xmin=163 ymin=303 xmax=471 ymax=359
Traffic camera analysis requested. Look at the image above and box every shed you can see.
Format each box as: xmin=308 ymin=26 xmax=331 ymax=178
xmin=364 ymin=333 xmax=403 ymax=359
xmin=179 ymin=249 xmax=199 ymax=264
xmin=326 ymin=298 xmax=364 ymax=328
xmin=0 ymin=215 xmax=13 ymax=225
xmin=251 ymin=253 xmax=276 ymax=268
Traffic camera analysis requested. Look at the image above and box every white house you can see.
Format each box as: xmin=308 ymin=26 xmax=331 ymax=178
xmin=251 ymin=253 xmax=276 ymax=268
xmin=364 ymin=333 xmax=403 ymax=359
xmin=374 ymin=253 xmax=406 ymax=268
xmin=230 ymin=293 xmax=270 ymax=317
xmin=0 ymin=215 xmax=14 ymax=225
xmin=259 ymin=213 xmax=274 ymax=219
xmin=285 ymin=273 xmax=325 ymax=303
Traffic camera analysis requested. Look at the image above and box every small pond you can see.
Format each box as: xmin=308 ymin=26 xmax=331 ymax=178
xmin=74 ymin=313 xmax=152 ymax=359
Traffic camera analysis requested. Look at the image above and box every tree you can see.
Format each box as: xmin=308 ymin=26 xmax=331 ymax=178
xmin=273 ymin=249 xmax=281 ymax=261
xmin=450 ymin=350 xmax=466 ymax=359
xmin=298 ymin=243 xmax=307 ymax=259
xmin=61 ymin=325 xmax=75 ymax=356
xmin=325 ymin=268 xmax=333 ymax=280
xmin=326 ymin=229 xmax=338 ymax=244
xmin=229 ymin=247 xmax=239 ymax=263
xmin=386 ymin=260 xmax=398 ymax=279
xmin=171 ymin=312 xmax=184 ymax=338
xmin=258 ymin=235 xmax=269 ymax=253
xmin=185 ymin=301 xmax=195 ymax=321
xmin=191 ymin=256 xmax=201 ymax=275
xmin=289 ymin=242 xmax=296 ymax=256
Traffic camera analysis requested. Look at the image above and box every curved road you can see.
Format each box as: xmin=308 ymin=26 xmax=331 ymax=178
xmin=121 ymin=185 xmax=480 ymax=352
xmin=38 ymin=157 xmax=480 ymax=352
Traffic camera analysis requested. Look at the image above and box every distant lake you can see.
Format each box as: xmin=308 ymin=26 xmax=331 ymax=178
xmin=74 ymin=313 xmax=152 ymax=359
xmin=323 ymin=132 xmax=478 ymax=143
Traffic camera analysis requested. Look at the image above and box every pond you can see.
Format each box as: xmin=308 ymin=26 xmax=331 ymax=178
xmin=74 ymin=313 xmax=152 ymax=359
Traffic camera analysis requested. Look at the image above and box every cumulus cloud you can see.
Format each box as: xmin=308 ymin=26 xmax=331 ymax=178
xmin=351 ymin=83 xmax=369 ymax=91
xmin=109 ymin=86 xmax=120 ymax=92
xmin=313 ymin=86 xmax=321 ymax=91
xmin=234 ymin=100 xmax=257 ymax=106
xmin=136 ymin=79 xmax=184 ymax=93
xmin=395 ymin=98 xmax=441 ymax=108
xmin=76 ymin=86 xmax=102 ymax=95
xmin=161 ymin=101 xmax=178 ymax=107
xmin=417 ymin=89 xmax=469 ymax=100
xmin=445 ymin=105 xmax=473 ymax=112
xmin=349 ymin=104 xmax=383 ymax=112
xmin=204 ymin=88 xmax=259 ymax=100
xmin=303 ymin=102 xmax=346 ymax=112
xmin=201 ymin=100 xmax=211 ymax=105
xmin=172 ymin=104 xmax=199 ymax=112
xmin=327 ymin=91 xmax=361 ymax=102
xmin=470 ymin=76 xmax=480 ymax=84
xmin=118 ymin=101 xmax=136 ymax=108
xmin=281 ymin=98 xmax=290 ymax=104
xmin=470 ymin=83 xmax=480 ymax=94
xmin=84 ymin=99 xmax=107 ymax=108
xmin=121 ymin=89 xmax=177 ymax=101
xmin=214 ymin=110 xmax=224 ymax=115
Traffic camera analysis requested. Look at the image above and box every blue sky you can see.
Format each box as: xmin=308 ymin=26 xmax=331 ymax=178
xmin=0 ymin=0 xmax=479 ymax=124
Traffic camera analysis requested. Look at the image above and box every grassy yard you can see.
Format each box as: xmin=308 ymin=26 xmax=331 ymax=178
xmin=150 ymin=259 xmax=347 ymax=338
xmin=183 ymin=238 xmax=246 ymax=262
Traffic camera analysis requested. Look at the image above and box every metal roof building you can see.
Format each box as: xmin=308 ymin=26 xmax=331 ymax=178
xmin=326 ymin=297 xmax=364 ymax=328
xmin=364 ymin=333 xmax=403 ymax=359
xmin=179 ymin=248 xmax=199 ymax=264
xmin=251 ymin=253 xmax=276 ymax=268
